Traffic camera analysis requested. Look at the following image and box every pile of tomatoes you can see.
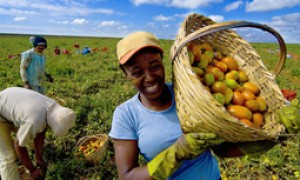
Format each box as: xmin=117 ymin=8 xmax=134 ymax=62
xmin=78 ymin=138 xmax=105 ymax=157
xmin=188 ymin=42 xmax=268 ymax=129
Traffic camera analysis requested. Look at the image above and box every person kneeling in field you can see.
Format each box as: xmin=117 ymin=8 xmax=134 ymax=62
xmin=0 ymin=87 xmax=76 ymax=180
xmin=109 ymin=31 xmax=300 ymax=180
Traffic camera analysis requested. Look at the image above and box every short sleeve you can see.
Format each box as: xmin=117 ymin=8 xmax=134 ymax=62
xmin=20 ymin=51 xmax=31 ymax=68
xmin=16 ymin=110 xmax=47 ymax=147
xmin=109 ymin=106 xmax=137 ymax=140
xmin=20 ymin=51 xmax=31 ymax=82
xmin=17 ymin=122 xmax=36 ymax=147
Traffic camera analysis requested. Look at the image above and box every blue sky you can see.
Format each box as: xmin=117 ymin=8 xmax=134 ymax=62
xmin=0 ymin=0 xmax=300 ymax=44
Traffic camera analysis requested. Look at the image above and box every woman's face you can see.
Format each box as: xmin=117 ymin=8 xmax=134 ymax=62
xmin=123 ymin=49 xmax=165 ymax=101
xmin=35 ymin=45 xmax=46 ymax=53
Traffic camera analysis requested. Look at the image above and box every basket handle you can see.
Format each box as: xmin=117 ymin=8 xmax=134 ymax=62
xmin=171 ymin=21 xmax=287 ymax=76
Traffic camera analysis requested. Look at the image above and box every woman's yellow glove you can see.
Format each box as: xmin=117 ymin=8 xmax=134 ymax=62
xmin=147 ymin=133 xmax=224 ymax=179
xmin=276 ymin=99 xmax=300 ymax=134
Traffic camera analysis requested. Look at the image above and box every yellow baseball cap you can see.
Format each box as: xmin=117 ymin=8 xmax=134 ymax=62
xmin=117 ymin=31 xmax=163 ymax=65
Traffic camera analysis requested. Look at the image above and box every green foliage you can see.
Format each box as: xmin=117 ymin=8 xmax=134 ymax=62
xmin=219 ymin=135 xmax=300 ymax=179
xmin=1 ymin=35 xmax=300 ymax=179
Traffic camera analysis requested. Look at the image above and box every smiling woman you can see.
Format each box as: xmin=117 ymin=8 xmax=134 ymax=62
xmin=109 ymin=31 xmax=226 ymax=180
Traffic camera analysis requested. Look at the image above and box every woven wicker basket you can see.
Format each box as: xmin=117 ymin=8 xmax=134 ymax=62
xmin=75 ymin=134 xmax=108 ymax=164
xmin=170 ymin=13 xmax=288 ymax=142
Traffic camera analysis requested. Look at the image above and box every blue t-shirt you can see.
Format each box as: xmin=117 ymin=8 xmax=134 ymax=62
xmin=109 ymin=83 xmax=220 ymax=179
xmin=82 ymin=47 xmax=90 ymax=55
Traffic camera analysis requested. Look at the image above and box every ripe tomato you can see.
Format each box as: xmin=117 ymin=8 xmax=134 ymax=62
xmin=244 ymin=99 xmax=260 ymax=112
xmin=252 ymin=112 xmax=264 ymax=128
xmin=212 ymin=81 xmax=227 ymax=94
xmin=256 ymin=96 xmax=267 ymax=112
xmin=234 ymin=84 xmax=244 ymax=93
xmin=214 ymin=61 xmax=228 ymax=72
xmin=238 ymin=70 xmax=248 ymax=82
xmin=221 ymin=56 xmax=239 ymax=71
xmin=188 ymin=43 xmax=202 ymax=62
xmin=232 ymin=91 xmax=245 ymax=105
xmin=201 ymin=43 xmax=213 ymax=51
xmin=239 ymin=119 xmax=257 ymax=128
xmin=206 ymin=67 xmax=224 ymax=81
xmin=227 ymin=105 xmax=252 ymax=120
xmin=241 ymin=90 xmax=256 ymax=100
xmin=242 ymin=82 xmax=260 ymax=95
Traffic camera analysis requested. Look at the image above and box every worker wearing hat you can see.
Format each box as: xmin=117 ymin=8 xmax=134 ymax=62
xmin=109 ymin=31 xmax=300 ymax=180
xmin=0 ymin=87 xmax=76 ymax=180
xmin=109 ymin=31 xmax=225 ymax=179
xmin=20 ymin=36 xmax=53 ymax=94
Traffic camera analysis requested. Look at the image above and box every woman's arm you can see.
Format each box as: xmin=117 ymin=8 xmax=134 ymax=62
xmin=34 ymin=129 xmax=47 ymax=165
xmin=212 ymin=140 xmax=277 ymax=158
xmin=212 ymin=142 xmax=244 ymax=157
xmin=112 ymin=139 xmax=152 ymax=180
xmin=34 ymin=129 xmax=47 ymax=178
xmin=14 ymin=130 xmax=46 ymax=179
xmin=20 ymin=52 xmax=31 ymax=88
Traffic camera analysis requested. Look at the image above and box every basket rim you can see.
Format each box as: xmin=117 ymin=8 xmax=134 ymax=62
xmin=76 ymin=134 xmax=108 ymax=147
xmin=171 ymin=13 xmax=287 ymax=77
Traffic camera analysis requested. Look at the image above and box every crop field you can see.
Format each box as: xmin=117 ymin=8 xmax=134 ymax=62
xmin=0 ymin=34 xmax=299 ymax=180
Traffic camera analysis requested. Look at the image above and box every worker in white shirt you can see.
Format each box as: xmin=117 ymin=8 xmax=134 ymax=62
xmin=0 ymin=87 xmax=76 ymax=180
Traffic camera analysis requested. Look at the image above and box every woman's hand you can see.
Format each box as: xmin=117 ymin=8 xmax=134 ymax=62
xmin=148 ymin=133 xmax=224 ymax=179
xmin=30 ymin=167 xmax=45 ymax=180
xmin=37 ymin=160 xmax=47 ymax=178
xmin=23 ymin=81 xmax=31 ymax=89
xmin=175 ymin=132 xmax=225 ymax=159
